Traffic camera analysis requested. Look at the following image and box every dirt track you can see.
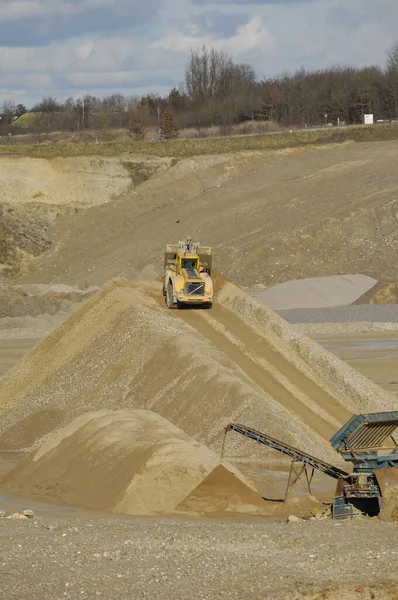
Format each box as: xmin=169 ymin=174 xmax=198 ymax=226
xmin=178 ymin=304 xmax=349 ymax=439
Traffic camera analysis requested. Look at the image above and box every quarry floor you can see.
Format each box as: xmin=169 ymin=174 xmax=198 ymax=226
xmin=1 ymin=139 xmax=398 ymax=599
xmin=0 ymin=516 xmax=397 ymax=600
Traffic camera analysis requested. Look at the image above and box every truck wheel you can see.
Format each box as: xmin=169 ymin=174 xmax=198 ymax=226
xmin=166 ymin=283 xmax=176 ymax=309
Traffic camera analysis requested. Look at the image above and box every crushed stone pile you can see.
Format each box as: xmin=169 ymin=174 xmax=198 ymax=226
xmin=0 ymin=279 xmax=342 ymax=465
xmin=2 ymin=409 xmax=268 ymax=517
xmin=0 ymin=278 xmax=395 ymax=470
xmin=249 ymin=274 xmax=378 ymax=310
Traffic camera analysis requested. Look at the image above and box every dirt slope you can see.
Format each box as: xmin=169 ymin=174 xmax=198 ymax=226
xmin=0 ymin=279 xmax=395 ymax=468
xmin=0 ymin=155 xmax=171 ymax=208
xmin=3 ymin=409 xmax=269 ymax=516
xmin=355 ymin=281 xmax=398 ymax=305
xmin=0 ymin=154 xmax=175 ymax=275
xmin=16 ymin=140 xmax=398 ymax=288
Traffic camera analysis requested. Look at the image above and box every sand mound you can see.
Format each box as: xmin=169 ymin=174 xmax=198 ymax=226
xmin=2 ymin=409 xmax=267 ymax=516
xmin=379 ymin=486 xmax=398 ymax=522
xmin=0 ymin=278 xmax=395 ymax=470
xmin=0 ymin=279 xmax=339 ymax=464
xmin=177 ymin=464 xmax=268 ymax=515
xmin=250 ymin=275 xmax=377 ymax=310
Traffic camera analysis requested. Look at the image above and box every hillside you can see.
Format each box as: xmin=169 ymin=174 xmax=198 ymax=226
xmin=4 ymin=139 xmax=396 ymax=288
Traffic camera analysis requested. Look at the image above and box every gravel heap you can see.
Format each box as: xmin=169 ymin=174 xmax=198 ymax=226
xmin=250 ymin=274 xmax=377 ymax=310
xmin=0 ymin=279 xmax=349 ymax=466
xmin=278 ymin=304 xmax=398 ymax=324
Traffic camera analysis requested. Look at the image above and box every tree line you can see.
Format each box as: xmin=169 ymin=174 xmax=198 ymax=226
xmin=2 ymin=42 xmax=398 ymax=136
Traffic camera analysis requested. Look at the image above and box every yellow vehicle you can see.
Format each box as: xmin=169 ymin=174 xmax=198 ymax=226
xmin=163 ymin=238 xmax=213 ymax=308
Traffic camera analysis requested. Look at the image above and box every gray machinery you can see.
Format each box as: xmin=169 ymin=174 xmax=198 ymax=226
xmin=331 ymin=412 xmax=398 ymax=518
xmin=225 ymin=411 xmax=398 ymax=519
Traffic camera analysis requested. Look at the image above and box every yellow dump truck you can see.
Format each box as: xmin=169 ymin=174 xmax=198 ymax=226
xmin=163 ymin=238 xmax=213 ymax=308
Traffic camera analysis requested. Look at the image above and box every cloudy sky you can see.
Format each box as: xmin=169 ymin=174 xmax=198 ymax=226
xmin=0 ymin=0 xmax=397 ymax=107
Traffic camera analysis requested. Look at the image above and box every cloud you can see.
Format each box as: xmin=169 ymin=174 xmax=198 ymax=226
xmin=0 ymin=0 xmax=162 ymax=45
xmin=192 ymin=0 xmax=317 ymax=4
xmin=190 ymin=10 xmax=249 ymax=37
xmin=152 ymin=15 xmax=276 ymax=58
xmin=0 ymin=0 xmax=397 ymax=106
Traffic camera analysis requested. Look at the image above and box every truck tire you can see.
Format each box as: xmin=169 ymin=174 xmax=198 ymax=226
xmin=166 ymin=282 xmax=177 ymax=309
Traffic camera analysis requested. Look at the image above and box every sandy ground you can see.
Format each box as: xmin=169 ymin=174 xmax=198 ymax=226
xmin=313 ymin=333 xmax=398 ymax=398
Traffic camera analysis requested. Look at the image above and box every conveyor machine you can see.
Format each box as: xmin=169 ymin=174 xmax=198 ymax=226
xmin=225 ymin=411 xmax=398 ymax=519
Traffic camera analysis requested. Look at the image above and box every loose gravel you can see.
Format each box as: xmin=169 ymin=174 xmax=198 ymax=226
xmin=0 ymin=515 xmax=397 ymax=599
xmin=277 ymin=305 xmax=398 ymax=325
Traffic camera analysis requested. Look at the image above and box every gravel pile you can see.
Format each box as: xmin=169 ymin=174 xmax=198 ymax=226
xmin=250 ymin=274 xmax=377 ymax=310
xmin=278 ymin=304 xmax=398 ymax=324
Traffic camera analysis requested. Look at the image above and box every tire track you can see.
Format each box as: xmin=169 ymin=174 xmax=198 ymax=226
xmin=178 ymin=304 xmax=351 ymax=441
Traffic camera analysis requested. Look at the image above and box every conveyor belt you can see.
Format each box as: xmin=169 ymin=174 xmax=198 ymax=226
xmin=226 ymin=423 xmax=349 ymax=480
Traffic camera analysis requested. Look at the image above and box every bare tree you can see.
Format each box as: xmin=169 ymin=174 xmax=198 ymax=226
xmin=185 ymin=46 xmax=257 ymax=129
xmin=2 ymin=99 xmax=16 ymax=124
xmin=127 ymin=104 xmax=149 ymax=141
xmin=32 ymin=96 xmax=60 ymax=113
xmin=387 ymin=41 xmax=398 ymax=117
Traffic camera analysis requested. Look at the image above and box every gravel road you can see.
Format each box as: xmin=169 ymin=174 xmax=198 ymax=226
xmin=278 ymin=305 xmax=398 ymax=324
xmin=0 ymin=515 xmax=397 ymax=599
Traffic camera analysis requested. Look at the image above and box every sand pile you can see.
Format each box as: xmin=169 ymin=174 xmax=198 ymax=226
xmin=0 ymin=278 xmax=395 ymax=469
xmin=177 ymin=464 xmax=271 ymax=515
xmin=0 ymin=278 xmax=341 ymax=464
xmin=2 ymin=409 xmax=268 ymax=516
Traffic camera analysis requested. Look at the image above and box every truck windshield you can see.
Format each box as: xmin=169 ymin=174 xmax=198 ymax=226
xmin=181 ymin=258 xmax=198 ymax=275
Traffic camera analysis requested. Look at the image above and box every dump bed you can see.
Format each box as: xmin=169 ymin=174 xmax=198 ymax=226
xmin=164 ymin=244 xmax=212 ymax=272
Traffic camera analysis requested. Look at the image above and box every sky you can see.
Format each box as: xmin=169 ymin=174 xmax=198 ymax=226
xmin=0 ymin=0 xmax=397 ymax=107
